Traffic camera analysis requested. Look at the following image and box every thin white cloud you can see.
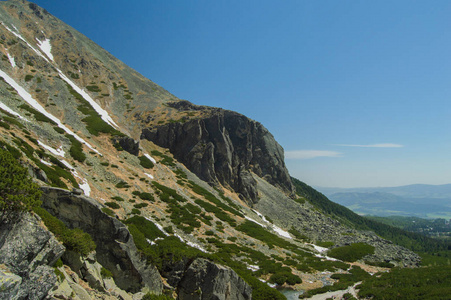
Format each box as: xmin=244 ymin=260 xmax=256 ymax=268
xmin=285 ymin=150 xmax=342 ymax=160
xmin=335 ymin=143 xmax=403 ymax=148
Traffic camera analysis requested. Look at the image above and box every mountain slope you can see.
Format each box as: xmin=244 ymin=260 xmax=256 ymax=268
xmin=0 ymin=1 xmax=425 ymax=299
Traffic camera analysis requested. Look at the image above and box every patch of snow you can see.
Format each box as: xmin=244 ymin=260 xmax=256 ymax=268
xmin=245 ymin=216 xmax=266 ymax=227
xmin=247 ymin=265 xmax=260 ymax=272
xmin=175 ymin=233 xmax=184 ymax=242
xmin=186 ymin=240 xmax=208 ymax=253
xmin=0 ymin=67 xmax=100 ymax=154
xmin=38 ymin=140 xmax=65 ymax=157
xmin=40 ymin=159 xmax=52 ymax=166
xmin=252 ymin=209 xmax=269 ymax=223
xmin=36 ymin=38 xmax=53 ymax=61
xmin=144 ymin=173 xmax=154 ymax=180
xmin=315 ymin=254 xmax=339 ymax=262
xmin=272 ymin=225 xmax=292 ymax=239
xmin=6 ymin=52 xmax=15 ymax=68
xmin=0 ymin=101 xmax=27 ymax=120
xmin=2 ymin=23 xmax=49 ymax=63
xmin=250 ymin=210 xmax=292 ymax=239
xmin=311 ymin=244 xmax=328 ymax=253
xmin=144 ymin=153 xmax=156 ymax=164
xmin=58 ymin=71 xmax=118 ymax=128
xmin=79 ymin=179 xmax=91 ymax=196
xmin=59 ymin=159 xmax=74 ymax=170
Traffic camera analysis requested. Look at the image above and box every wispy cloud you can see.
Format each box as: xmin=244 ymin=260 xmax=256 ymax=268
xmin=285 ymin=150 xmax=342 ymax=160
xmin=335 ymin=143 xmax=404 ymax=148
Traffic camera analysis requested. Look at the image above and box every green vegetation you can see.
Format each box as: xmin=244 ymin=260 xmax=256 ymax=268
xmin=86 ymin=85 xmax=101 ymax=92
xmin=34 ymin=207 xmax=96 ymax=256
xmin=25 ymin=74 xmax=33 ymax=82
xmin=138 ymin=155 xmax=154 ymax=169
xmin=0 ymin=147 xmax=42 ymax=223
xmin=101 ymin=207 xmax=115 ymax=217
xmin=19 ymin=104 xmax=56 ymax=125
xmin=105 ymin=202 xmax=120 ymax=209
xmin=357 ymin=265 xmax=451 ymax=299
xmin=142 ymin=294 xmax=174 ymax=300
xmin=150 ymin=150 xmax=175 ymax=167
xmin=300 ymin=266 xmax=370 ymax=298
xmin=291 ymin=177 xmax=451 ymax=252
xmin=327 ymin=243 xmax=375 ymax=262
xmin=111 ymin=196 xmax=125 ymax=202
xmin=100 ymin=267 xmax=113 ymax=278
xmin=66 ymin=83 xmax=123 ymax=137
xmin=115 ymin=180 xmax=131 ymax=189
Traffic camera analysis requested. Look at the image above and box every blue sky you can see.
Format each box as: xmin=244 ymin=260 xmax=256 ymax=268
xmin=31 ymin=0 xmax=451 ymax=187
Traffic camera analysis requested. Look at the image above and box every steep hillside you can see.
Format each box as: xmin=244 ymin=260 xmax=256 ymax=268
xmin=0 ymin=1 xmax=424 ymax=299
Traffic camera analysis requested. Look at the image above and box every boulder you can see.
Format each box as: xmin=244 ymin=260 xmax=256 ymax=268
xmin=0 ymin=212 xmax=65 ymax=300
xmin=177 ymin=258 xmax=252 ymax=300
xmin=40 ymin=187 xmax=163 ymax=294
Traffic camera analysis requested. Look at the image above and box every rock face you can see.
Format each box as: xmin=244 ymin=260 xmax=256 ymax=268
xmin=177 ymin=258 xmax=252 ymax=300
xmin=40 ymin=187 xmax=163 ymax=294
xmin=112 ymin=135 xmax=140 ymax=156
xmin=0 ymin=212 xmax=65 ymax=300
xmin=141 ymin=102 xmax=295 ymax=204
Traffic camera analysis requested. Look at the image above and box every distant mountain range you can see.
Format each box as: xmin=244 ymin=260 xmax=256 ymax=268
xmin=316 ymin=184 xmax=451 ymax=218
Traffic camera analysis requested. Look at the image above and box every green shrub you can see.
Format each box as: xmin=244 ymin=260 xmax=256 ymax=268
xmin=65 ymin=134 xmax=86 ymax=163
xmin=0 ymin=147 xmax=42 ymax=222
xmin=111 ymin=196 xmax=125 ymax=202
xmin=34 ymin=207 xmax=96 ymax=256
xmin=134 ymin=203 xmax=148 ymax=209
xmin=25 ymin=74 xmax=33 ymax=82
xmin=19 ymin=104 xmax=56 ymax=125
xmin=105 ymin=202 xmax=120 ymax=209
xmin=115 ymin=181 xmax=130 ymax=189
xmin=101 ymin=207 xmax=115 ymax=217
xmin=139 ymin=156 xmax=154 ymax=169
xmin=131 ymin=208 xmax=141 ymax=215
xmin=100 ymin=267 xmax=113 ymax=278
xmin=327 ymin=243 xmax=375 ymax=262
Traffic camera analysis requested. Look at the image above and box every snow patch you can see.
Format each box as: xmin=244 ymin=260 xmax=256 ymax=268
xmin=245 ymin=216 xmax=266 ymax=227
xmin=38 ymin=140 xmax=65 ymax=157
xmin=311 ymin=244 xmax=328 ymax=253
xmin=59 ymin=159 xmax=74 ymax=170
xmin=40 ymin=159 xmax=52 ymax=166
xmin=272 ymin=225 xmax=292 ymax=239
xmin=247 ymin=265 xmax=260 ymax=272
xmin=79 ymin=179 xmax=91 ymax=196
xmin=144 ymin=173 xmax=154 ymax=180
xmin=2 ymin=23 xmax=49 ymax=63
xmin=186 ymin=240 xmax=208 ymax=253
xmin=36 ymin=38 xmax=53 ymax=61
xmin=58 ymin=71 xmax=118 ymax=128
xmin=144 ymin=153 xmax=156 ymax=164
xmin=6 ymin=52 xmax=15 ymax=68
xmin=0 ymin=67 xmax=100 ymax=154
xmin=0 ymin=101 xmax=27 ymax=120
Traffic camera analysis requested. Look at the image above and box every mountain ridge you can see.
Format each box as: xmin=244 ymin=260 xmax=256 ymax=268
xmin=0 ymin=1 xmax=430 ymax=299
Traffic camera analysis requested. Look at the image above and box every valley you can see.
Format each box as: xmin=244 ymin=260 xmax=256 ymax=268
xmin=0 ymin=1 xmax=450 ymax=300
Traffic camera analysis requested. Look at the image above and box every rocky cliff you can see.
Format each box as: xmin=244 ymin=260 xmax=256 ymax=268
xmin=0 ymin=212 xmax=64 ymax=299
xmin=142 ymin=101 xmax=295 ymax=204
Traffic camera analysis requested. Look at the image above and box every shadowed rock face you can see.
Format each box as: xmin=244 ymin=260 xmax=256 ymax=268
xmin=177 ymin=258 xmax=252 ymax=300
xmin=141 ymin=103 xmax=295 ymax=204
xmin=40 ymin=187 xmax=163 ymax=294
xmin=0 ymin=213 xmax=65 ymax=300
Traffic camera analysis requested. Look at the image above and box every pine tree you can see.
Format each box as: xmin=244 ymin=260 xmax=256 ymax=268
xmin=0 ymin=145 xmax=42 ymax=224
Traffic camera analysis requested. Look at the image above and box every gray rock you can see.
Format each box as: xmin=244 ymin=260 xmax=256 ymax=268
xmin=112 ymin=135 xmax=140 ymax=156
xmin=40 ymin=187 xmax=163 ymax=294
xmin=177 ymin=258 xmax=252 ymax=300
xmin=0 ymin=212 xmax=65 ymax=300
xmin=141 ymin=103 xmax=294 ymax=204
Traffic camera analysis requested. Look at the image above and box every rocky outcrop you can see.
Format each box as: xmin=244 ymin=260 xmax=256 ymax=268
xmin=0 ymin=212 xmax=65 ymax=300
xmin=141 ymin=102 xmax=295 ymax=204
xmin=177 ymin=258 xmax=252 ymax=300
xmin=40 ymin=187 xmax=163 ymax=294
xmin=112 ymin=135 xmax=140 ymax=156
